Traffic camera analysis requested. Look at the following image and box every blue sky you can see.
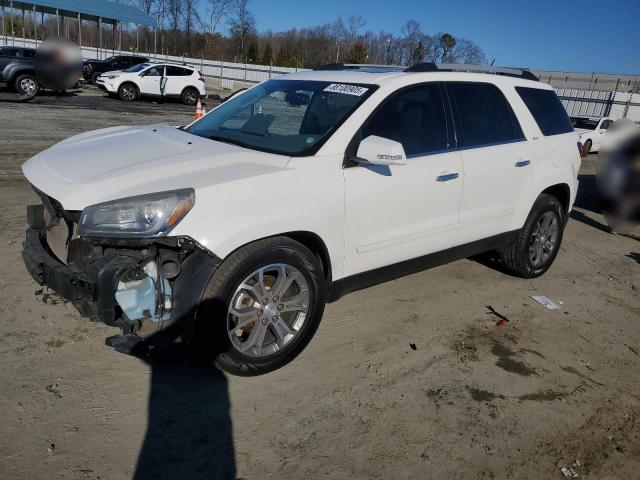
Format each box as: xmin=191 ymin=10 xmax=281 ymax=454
xmin=222 ymin=0 xmax=639 ymax=74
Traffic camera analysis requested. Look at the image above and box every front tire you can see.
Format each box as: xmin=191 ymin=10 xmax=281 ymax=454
xmin=197 ymin=237 xmax=326 ymax=376
xmin=14 ymin=73 xmax=39 ymax=101
xmin=500 ymin=194 xmax=565 ymax=278
xmin=583 ymin=139 xmax=592 ymax=155
xmin=118 ymin=83 xmax=139 ymax=102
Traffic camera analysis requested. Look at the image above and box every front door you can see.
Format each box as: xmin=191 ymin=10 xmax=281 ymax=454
xmin=138 ymin=65 xmax=163 ymax=96
xmin=343 ymin=83 xmax=463 ymax=276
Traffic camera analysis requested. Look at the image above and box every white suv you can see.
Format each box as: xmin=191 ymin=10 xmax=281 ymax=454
xmin=22 ymin=63 xmax=581 ymax=375
xmin=95 ymin=62 xmax=206 ymax=105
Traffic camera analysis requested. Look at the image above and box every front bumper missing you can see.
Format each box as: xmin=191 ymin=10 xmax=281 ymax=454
xmin=22 ymin=203 xmax=220 ymax=355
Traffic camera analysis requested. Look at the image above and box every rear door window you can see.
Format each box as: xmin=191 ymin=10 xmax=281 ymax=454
xmin=360 ymin=83 xmax=450 ymax=157
xmin=515 ymin=86 xmax=573 ymax=136
xmin=448 ymin=82 xmax=524 ymax=148
xmin=0 ymin=48 xmax=20 ymax=57
xmin=166 ymin=66 xmax=191 ymax=76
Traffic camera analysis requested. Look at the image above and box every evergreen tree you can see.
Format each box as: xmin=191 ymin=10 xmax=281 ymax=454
xmin=345 ymin=42 xmax=367 ymax=64
xmin=410 ymin=41 xmax=425 ymax=65
xmin=246 ymin=42 xmax=258 ymax=63
xmin=261 ymin=42 xmax=273 ymax=65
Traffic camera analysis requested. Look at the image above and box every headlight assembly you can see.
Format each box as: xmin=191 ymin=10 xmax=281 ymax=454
xmin=78 ymin=189 xmax=195 ymax=238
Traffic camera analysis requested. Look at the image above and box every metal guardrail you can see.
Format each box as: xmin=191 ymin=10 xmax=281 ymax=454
xmin=1 ymin=34 xmax=309 ymax=86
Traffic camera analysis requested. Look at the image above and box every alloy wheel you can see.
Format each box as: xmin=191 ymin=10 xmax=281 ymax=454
xmin=19 ymin=78 xmax=37 ymax=94
xmin=227 ymin=263 xmax=310 ymax=358
xmin=529 ymin=211 xmax=559 ymax=267
xmin=183 ymin=90 xmax=197 ymax=105
xmin=121 ymin=85 xmax=136 ymax=100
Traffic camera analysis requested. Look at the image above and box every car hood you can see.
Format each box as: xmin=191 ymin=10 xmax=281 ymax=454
xmin=574 ymin=128 xmax=592 ymax=135
xmin=22 ymin=123 xmax=290 ymax=210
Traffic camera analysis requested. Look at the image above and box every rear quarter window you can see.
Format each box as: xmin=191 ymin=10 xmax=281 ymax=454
xmin=515 ymin=86 xmax=573 ymax=136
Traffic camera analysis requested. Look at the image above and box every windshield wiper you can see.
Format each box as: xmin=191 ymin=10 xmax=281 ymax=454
xmin=208 ymin=134 xmax=253 ymax=150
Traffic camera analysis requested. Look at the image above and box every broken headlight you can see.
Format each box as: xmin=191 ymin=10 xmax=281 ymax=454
xmin=78 ymin=189 xmax=195 ymax=238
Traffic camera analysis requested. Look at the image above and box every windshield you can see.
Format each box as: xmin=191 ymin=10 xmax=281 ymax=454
xmin=572 ymin=118 xmax=598 ymax=130
xmin=186 ymin=79 xmax=376 ymax=156
xmin=125 ymin=63 xmax=151 ymax=73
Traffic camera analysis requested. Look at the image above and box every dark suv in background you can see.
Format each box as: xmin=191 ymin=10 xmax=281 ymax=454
xmin=83 ymin=55 xmax=149 ymax=84
xmin=0 ymin=46 xmax=39 ymax=98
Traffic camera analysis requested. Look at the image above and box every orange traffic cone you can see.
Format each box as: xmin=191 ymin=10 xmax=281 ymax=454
xmin=194 ymin=98 xmax=203 ymax=119
xmin=201 ymin=104 xmax=206 ymax=116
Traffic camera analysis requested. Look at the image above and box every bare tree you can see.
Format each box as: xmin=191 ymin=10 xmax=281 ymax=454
xmin=206 ymin=0 xmax=232 ymax=36
xmin=450 ymin=38 xmax=486 ymax=64
xmin=347 ymin=15 xmax=365 ymax=42
xmin=228 ymin=0 xmax=255 ymax=59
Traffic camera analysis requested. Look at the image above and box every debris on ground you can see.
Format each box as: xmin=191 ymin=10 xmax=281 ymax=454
xmin=485 ymin=305 xmax=510 ymax=328
xmin=34 ymin=288 xmax=66 ymax=306
xmin=409 ymin=343 xmax=417 ymax=350
xmin=578 ymin=358 xmax=591 ymax=367
xmin=560 ymin=466 xmax=578 ymax=477
xmin=46 ymin=383 xmax=62 ymax=398
xmin=47 ymin=443 xmax=55 ymax=454
xmin=531 ymin=295 xmax=561 ymax=310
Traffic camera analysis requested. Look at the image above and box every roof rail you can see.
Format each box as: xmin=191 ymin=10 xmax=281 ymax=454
xmin=405 ymin=62 xmax=539 ymax=81
xmin=313 ymin=63 xmax=404 ymax=72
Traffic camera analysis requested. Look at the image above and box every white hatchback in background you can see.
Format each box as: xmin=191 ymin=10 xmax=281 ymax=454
xmin=22 ymin=62 xmax=582 ymax=376
xmin=95 ymin=62 xmax=206 ymax=105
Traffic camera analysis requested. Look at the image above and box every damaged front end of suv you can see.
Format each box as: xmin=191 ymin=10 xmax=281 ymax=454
xmin=22 ymin=187 xmax=219 ymax=354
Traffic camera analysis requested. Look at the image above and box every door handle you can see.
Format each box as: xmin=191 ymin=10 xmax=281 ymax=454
xmin=515 ymin=160 xmax=530 ymax=167
xmin=436 ymin=173 xmax=459 ymax=182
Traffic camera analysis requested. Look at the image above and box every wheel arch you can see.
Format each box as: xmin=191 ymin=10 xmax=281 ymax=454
xmin=118 ymin=80 xmax=138 ymax=90
xmin=181 ymin=85 xmax=200 ymax=95
xmin=540 ymin=182 xmax=571 ymax=214
xmin=8 ymin=67 xmax=35 ymax=84
xmin=217 ymin=230 xmax=333 ymax=287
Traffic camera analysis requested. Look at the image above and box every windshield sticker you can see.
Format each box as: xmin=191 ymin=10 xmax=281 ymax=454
xmin=324 ymin=84 xmax=369 ymax=96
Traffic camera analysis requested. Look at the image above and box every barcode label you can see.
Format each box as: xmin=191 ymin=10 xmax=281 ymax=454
xmin=323 ymin=84 xmax=369 ymax=96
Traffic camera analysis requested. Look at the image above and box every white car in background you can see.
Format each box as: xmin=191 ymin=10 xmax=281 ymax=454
xmin=95 ymin=62 xmax=206 ymax=105
xmin=573 ymin=116 xmax=614 ymax=154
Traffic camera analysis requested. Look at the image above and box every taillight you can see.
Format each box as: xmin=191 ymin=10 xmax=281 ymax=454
xmin=577 ymin=141 xmax=586 ymax=158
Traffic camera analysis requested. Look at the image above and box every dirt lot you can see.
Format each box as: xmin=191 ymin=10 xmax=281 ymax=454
xmin=0 ymin=87 xmax=639 ymax=480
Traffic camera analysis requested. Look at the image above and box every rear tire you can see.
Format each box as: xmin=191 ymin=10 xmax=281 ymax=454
xmin=583 ymin=139 xmax=592 ymax=155
xmin=500 ymin=194 xmax=565 ymax=278
xmin=118 ymin=83 xmax=139 ymax=102
xmin=181 ymin=87 xmax=199 ymax=105
xmin=90 ymin=71 xmax=102 ymax=85
xmin=196 ymin=237 xmax=326 ymax=376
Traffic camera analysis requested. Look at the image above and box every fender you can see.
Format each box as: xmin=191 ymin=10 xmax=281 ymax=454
xmin=2 ymin=62 xmax=35 ymax=85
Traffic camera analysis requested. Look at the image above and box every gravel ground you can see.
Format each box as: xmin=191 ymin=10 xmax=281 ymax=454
xmin=0 ymin=87 xmax=639 ymax=480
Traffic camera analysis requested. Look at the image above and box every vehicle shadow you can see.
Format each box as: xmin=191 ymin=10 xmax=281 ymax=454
xmin=573 ymin=173 xmax=598 ymax=213
xmin=132 ymin=297 xmax=236 ymax=480
xmin=133 ymin=357 xmax=236 ymax=480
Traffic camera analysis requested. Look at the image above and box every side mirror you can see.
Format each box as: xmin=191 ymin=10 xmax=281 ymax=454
xmin=355 ymin=135 xmax=407 ymax=166
xmin=139 ymin=71 xmax=145 ymax=77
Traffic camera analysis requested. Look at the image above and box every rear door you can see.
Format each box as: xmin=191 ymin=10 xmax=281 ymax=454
xmin=164 ymin=66 xmax=192 ymax=95
xmin=447 ymin=82 xmax=532 ymax=245
xmin=343 ymin=82 xmax=463 ymax=275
